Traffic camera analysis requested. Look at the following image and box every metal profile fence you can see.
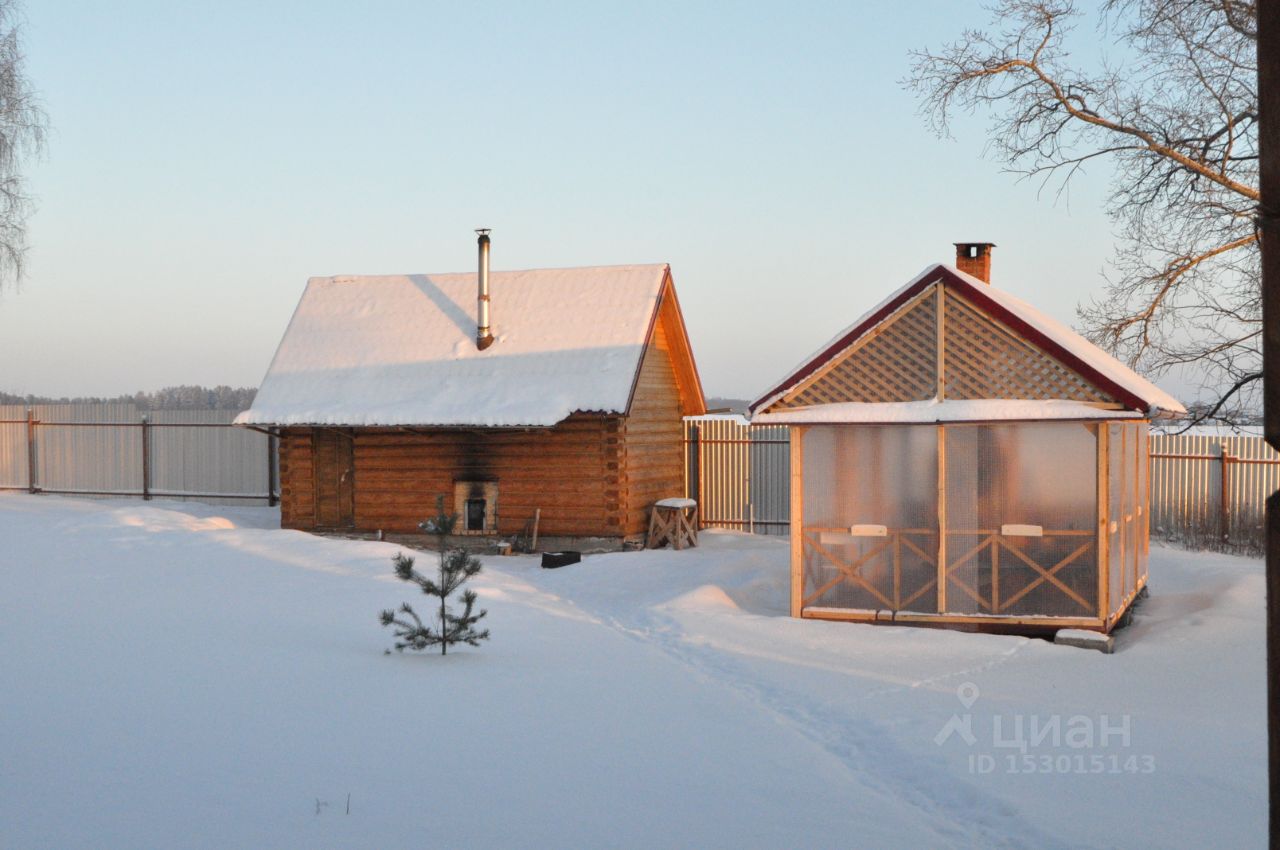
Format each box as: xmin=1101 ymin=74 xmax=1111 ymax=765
xmin=0 ymin=403 xmax=277 ymax=505
xmin=685 ymin=415 xmax=1279 ymax=554
xmin=683 ymin=416 xmax=790 ymax=535
xmin=1148 ymin=432 xmax=1280 ymax=554
xmin=2 ymin=404 xmax=1274 ymax=547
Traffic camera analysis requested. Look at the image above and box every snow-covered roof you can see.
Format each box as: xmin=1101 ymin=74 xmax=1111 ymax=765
xmin=237 ymin=264 xmax=674 ymax=427
xmin=750 ymin=264 xmax=1185 ymax=417
xmin=752 ymin=399 xmax=1143 ymax=425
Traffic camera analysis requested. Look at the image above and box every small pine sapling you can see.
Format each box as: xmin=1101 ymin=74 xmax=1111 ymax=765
xmin=380 ymin=496 xmax=491 ymax=655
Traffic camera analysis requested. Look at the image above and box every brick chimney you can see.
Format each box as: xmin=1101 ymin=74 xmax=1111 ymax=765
xmin=954 ymin=242 xmax=995 ymax=284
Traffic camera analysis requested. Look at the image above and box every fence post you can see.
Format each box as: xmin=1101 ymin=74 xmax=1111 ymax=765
xmin=746 ymin=426 xmax=754 ymax=534
xmin=267 ymin=433 xmax=278 ymax=507
xmin=141 ymin=414 xmax=151 ymax=500
xmin=25 ymin=407 xmax=36 ymax=494
xmin=696 ymin=424 xmax=705 ymax=529
xmin=1221 ymin=444 xmax=1232 ymax=545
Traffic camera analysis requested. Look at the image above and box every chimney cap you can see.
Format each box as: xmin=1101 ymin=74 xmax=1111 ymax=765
xmin=953 ymin=241 xmax=996 ymax=251
xmin=476 ymin=227 xmax=491 ymax=236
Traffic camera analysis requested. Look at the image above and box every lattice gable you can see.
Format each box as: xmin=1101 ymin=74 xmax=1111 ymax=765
xmin=777 ymin=287 xmax=939 ymax=408
xmin=942 ymin=288 xmax=1116 ymax=403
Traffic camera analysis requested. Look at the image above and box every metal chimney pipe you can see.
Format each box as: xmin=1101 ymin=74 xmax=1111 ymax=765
xmin=476 ymin=228 xmax=494 ymax=350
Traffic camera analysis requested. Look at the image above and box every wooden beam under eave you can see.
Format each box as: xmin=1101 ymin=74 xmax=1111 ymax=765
xmin=800 ymin=608 xmax=1106 ymax=631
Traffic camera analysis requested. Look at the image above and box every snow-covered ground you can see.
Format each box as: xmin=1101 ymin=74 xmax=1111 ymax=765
xmin=0 ymin=494 xmax=1264 ymax=848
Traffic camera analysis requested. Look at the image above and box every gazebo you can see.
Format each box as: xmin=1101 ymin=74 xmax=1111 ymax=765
xmin=750 ymin=244 xmax=1185 ymax=633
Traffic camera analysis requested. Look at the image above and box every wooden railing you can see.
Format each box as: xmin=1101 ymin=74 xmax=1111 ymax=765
xmin=943 ymin=530 xmax=1094 ymax=616
xmin=801 ymin=526 xmax=1095 ymax=616
xmin=801 ymin=527 xmax=937 ymax=611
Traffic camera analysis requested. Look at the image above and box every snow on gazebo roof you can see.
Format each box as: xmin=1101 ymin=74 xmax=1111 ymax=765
xmin=237 ymin=264 xmax=672 ymax=428
xmin=749 ymin=263 xmax=1186 ymax=418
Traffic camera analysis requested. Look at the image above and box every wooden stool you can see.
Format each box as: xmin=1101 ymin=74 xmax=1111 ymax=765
xmin=646 ymin=498 xmax=698 ymax=550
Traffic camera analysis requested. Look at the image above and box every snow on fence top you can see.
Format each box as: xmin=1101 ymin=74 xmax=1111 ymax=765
xmin=749 ymin=263 xmax=1186 ymax=417
xmin=237 ymin=264 xmax=670 ymax=427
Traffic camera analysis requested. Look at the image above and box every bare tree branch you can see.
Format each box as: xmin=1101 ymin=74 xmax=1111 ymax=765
xmin=907 ymin=0 xmax=1259 ymax=423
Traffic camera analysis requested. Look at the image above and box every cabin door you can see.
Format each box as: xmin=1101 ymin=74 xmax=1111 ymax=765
xmin=313 ymin=429 xmax=355 ymax=529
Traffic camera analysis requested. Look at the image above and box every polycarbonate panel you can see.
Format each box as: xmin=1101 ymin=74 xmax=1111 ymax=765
xmin=800 ymin=425 xmax=938 ymax=613
xmin=1108 ymin=423 xmax=1125 ymax=614
xmin=945 ymin=423 xmax=1098 ymax=617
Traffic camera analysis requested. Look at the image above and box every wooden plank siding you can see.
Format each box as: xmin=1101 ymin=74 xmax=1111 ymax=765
xmin=620 ymin=308 xmax=687 ymax=536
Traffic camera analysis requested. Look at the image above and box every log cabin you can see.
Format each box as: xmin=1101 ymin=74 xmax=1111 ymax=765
xmin=237 ymin=232 xmax=705 ymax=544
xmin=750 ymin=243 xmax=1185 ymax=633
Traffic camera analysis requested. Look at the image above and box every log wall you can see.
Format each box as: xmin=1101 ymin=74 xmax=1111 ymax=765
xmin=280 ymin=417 xmax=627 ymax=536
xmin=348 ymin=415 xmax=622 ymax=536
xmin=278 ymin=429 xmax=315 ymax=529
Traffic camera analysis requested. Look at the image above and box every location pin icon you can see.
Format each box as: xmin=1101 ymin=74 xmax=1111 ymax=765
xmin=957 ymin=682 xmax=979 ymax=709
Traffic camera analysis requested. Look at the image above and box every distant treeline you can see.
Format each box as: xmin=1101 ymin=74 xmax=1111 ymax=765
xmin=0 ymin=385 xmax=257 ymax=411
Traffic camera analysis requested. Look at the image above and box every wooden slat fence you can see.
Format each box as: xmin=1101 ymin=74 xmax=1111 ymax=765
xmin=686 ymin=416 xmax=1277 ymax=553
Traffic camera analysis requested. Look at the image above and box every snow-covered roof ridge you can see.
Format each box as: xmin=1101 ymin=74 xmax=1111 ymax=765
xmin=749 ymin=263 xmax=1185 ymax=417
xmin=237 ymin=263 xmax=673 ymax=427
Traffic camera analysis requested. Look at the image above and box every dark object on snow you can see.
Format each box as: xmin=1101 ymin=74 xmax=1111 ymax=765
xmin=541 ymin=551 xmax=581 ymax=569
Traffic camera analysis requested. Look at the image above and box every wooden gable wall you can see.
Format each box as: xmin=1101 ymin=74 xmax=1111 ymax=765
xmin=619 ymin=301 xmax=686 ymax=536
xmin=772 ymin=282 xmax=1117 ymax=410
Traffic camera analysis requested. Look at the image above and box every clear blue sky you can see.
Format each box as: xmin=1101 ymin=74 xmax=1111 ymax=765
xmin=2 ymin=0 xmax=1147 ymax=402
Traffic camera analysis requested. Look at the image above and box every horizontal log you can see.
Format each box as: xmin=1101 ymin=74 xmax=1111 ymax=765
xmin=354 ymin=493 xmax=611 ymax=509
xmin=350 ymin=454 xmax=608 ymax=470
xmin=350 ymin=467 xmax=612 ymax=482
xmin=353 ymin=441 xmax=609 ymax=455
